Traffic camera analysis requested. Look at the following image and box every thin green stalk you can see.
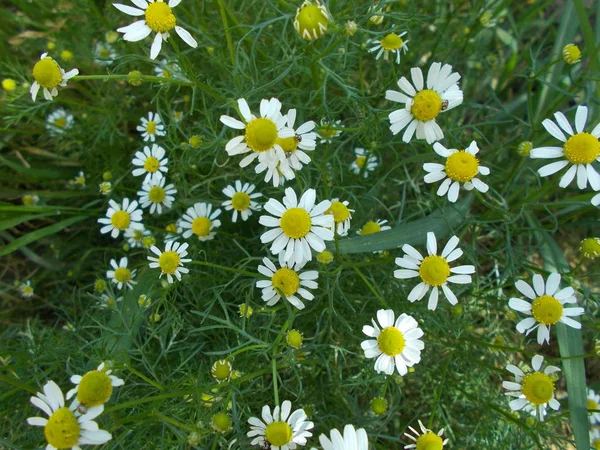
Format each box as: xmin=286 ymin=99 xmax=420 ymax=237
xmin=217 ymin=0 xmax=236 ymax=67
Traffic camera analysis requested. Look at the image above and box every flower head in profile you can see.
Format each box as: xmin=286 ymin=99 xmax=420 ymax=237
xmin=368 ymin=31 xmax=409 ymax=64
xmin=66 ymin=362 xmax=124 ymax=409
xmin=113 ymin=0 xmax=198 ymax=59
xmin=247 ymin=400 xmax=314 ymax=449
xmin=137 ymin=173 xmax=177 ymax=215
xmin=106 ymin=257 xmax=137 ymax=290
xmin=132 ymin=144 xmax=168 ymax=182
xmin=310 ymin=424 xmax=369 ymax=450
xmin=98 ymin=198 xmax=144 ymax=238
xmin=350 ymin=147 xmax=378 ymax=177
xmin=147 ymin=240 xmax=191 ymax=283
xmin=386 ymin=62 xmax=463 ymax=143
xmin=357 ymin=219 xmax=391 ymax=236
xmin=179 ymin=202 xmax=222 ymax=241
xmin=325 ymin=198 xmax=353 ymax=236
xmin=294 ymin=0 xmax=329 ymax=41
xmin=137 ymin=112 xmax=166 ymax=142
xmin=403 ymin=419 xmax=448 ymax=450
xmin=30 ymin=53 xmax=78 ymax=101
xmin=222 ymin=181 xmax=261 ymax=222
xmin=46 ymin=109 xmax=74 ymax=135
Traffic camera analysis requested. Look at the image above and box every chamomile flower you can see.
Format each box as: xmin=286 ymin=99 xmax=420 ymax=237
xmin=66 ymin=363 xmax=124 ymax=408
xmin=530 ymin=105 xmax=600 ymax=190
xmin=153 ymin=58 xmax=183 ymax=79
xmin=310 ymin=425 xmax=369 ymax=450
xmin=588 ymin=389 xmax=600 ymax=425
xmin=318 ymin=118 xmax=343 ymax=143
xmin=211 ymin=359 xmax=232 ymax=383
xmin=424 ymin=141 xmax=490 ymax=202
xmin=20 ymin=280 xmax=34 ymax=298
xmin=99 ymin=182 xmax=112 ymax=196
xmin=27 ymin=380 xmax=111 ymax=449
xmin=357 ymin=219 xmax=391 ymax=235
xmin=147 ymin=240 xmax=191 ymax=283
xmin=591 ymin=428 xmax=600 ymax=450
xmin=386 ymin=62 xmax=463 ymax=143
xmin=325 ymin=198 xmax=353 ymax=236
xmin=137 ymin=111 xmax=165 ymax=142
xmin=99 ymin=294 xmax=123 ymax=308
xmin=46 ymin=108 xmax=74 ymax=135
xmin=23 ymin=194 xmax=40 ymax=206
xmin=69 ymin=171 xmax=86 ymax=188
xmin=93 ymin=42 xmax=117 ymax=66
xmin=106 ymin=257 xmax=137 ymax=290
xmin=256 ymin=253 xmax=318 ymax=310
xmin=125 ymin=225 xmax=151 ymax=248
xmin=368 ymin=31 xmax=409 ymax=64
xmin=508 ymin=273 xmax=584 ymax=345
xmin=247 ymin=400 xmax=314 ymax=449
xmin=361 ymin=309 xmax=424 ymax=376
xmin=113 ymin=0 xmax=198 ymax=60
xmin=222 ymin=180 xmax=262 ymax=222
xmin=394 ymin=232 xmax=475 ymax=310
xmin=98 ymin=198 xmax=144 ymax=238
xmin=275 ymin=108 xmax=317 ymax=172
xmin=179 ymin=202 xmax=222 ymax=241
xmin=259 ymin=188 xmax=334 ymax=266
xmin=350 ymin=147 xmax=378 ymax=177
xmin=131 ymin=143 xmax=169 ymax=182
xmin=30 ymin=53 xmax=79 ymax=102
xmin=403 ymin=420 xmax=449 ymax=450
xmin=502 ymin=354 xmax=561 ymax=421
xmin=294 ymin=0 xmax=329 ymax=41
xmin=137 ymin=172 xmax=177 ymax=215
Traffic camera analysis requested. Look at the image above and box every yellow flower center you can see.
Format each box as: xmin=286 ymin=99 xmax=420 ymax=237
xmin=32 ymin=58 xmax=62 ymax=89
xmin=588 ymin=399 xmax=599 ymax=411
xmin=419 ymin=255 xmax=450 ymax=286
xmin=563 ymin=132 xmax=600 ymax=164
xmin=44 ymin=407 xmax=81 ymax=449
xmin=580 ymin=237 xmax=600 ymax=258
xmin=355 ymin=155 xmax=367 ymax=168
xmin=76 ymin=370 xmax=113 ymax=407
xmin=370 ymin=397 xmax=388 ymax=415
xmin=106 ymin=297 xmax=116 ymax=307
xmin=277 ymin=136 xmax=298 ymax=153
xmin=271 ymin=268 xmax=300 ymax=297
xmin=593 ymin=439 xmax=600 ymax=450
xmin=132 ymin=229 xmax=144 ymax=241
xmin=231 ymin=192 xmax=251 ymax=211
xmin=99 ymin=49 xmax=110 ymax=58
xmin=319 ymin=125 xmax=337 ymax=139
xmin=377 ymin=326 xmax=406 ymax=356
xmin=415 ymin=432 xmax=444 ymax=450
xmin=212 ymin=360 xmax=232 ymax=381
xmin=286 ymin=329 xmax=303 ymax=348
xmin=562 ymin=44 xmax=581 ymax=64
xmin=146 ymin=120 xmax=157 ymax=135
xmin=148 ymin=186 xmax=166 ymax=203
xmin=165 ymin=223 xmax=177 ymax=233
xmin=110 ymin=210 xmax=131 ymax=230
xmin=445 ymin=151 xmax=479 ymax=182
xmin=361 ymin=221 xmax=382 ymax=235
xmin=531 ymin=295 xmax=563 ymax=326
xmin=114 ymin=267 xmax=131 ymax=284
xmin=144 ymin=1 xmax=176 ymax=33
xmin=144 ymin=156 xmax=160 ymax=172
xmin=245 ymin=118 xmax=278 ymax=152
xmin=326 ymin=201 xmax=350 ymax=223
xmin=295 ymin=3 xmax=329 ymax=40
xmin=158 ymin=250 xmax=180 ymax=274
xmin=380 ymin=33 xmax=404 ymax=51
xmin=264 ymin=421 xmax=293 ymax=446
xmin=280 ymin=207 xmax=311 ymax=239
xmin=192 ymin=217 xmax=211 ymax=236
xmin=521 ymin=371 xmax=555 ymax=406
xmin=23 ymin=286 xmax=34 ymax=295
xmin=76 ymin=176 xmax=85 ymax=185
xmin=411 ymin=89 xmax=443 ymax=122
xmin=212 ymin=412 xmax=232 ymax=432
xmin=54 ymin=117 xmax=67 ymax=128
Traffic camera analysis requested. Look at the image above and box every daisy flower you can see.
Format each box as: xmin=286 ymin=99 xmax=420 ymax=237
xmin=357 ymin=219 xmax=391 ymax=235
xmin=20 ymin=280 xmax=34 ymax=298
xmin=424 ymin=141 xmax=490 ymax=203
xmin=368 ymin=31 xmax=409 ymax=64
xmin=30 ymin=53 xmax=79 ymax=101
xmin=394 ymin=232 xmax=475 ymax=310
xmin=137 ymin=173 xmax=177 ymax=215
xmin=591 ymin=428 xmax=600 ymax=449
xmin=259 ymin=187 xmax=334 ymax=266
xmin=318 ymin=118 xmax=343 ymax=143
xmin=275 ymin=108 xmax=317 ymax=172
xmin=46 ymin=108 xmax=74 ymax=135
xmin=247 ymin=400 xmax=314 ymax=449
xmin=137 ymin=111 xmax=165 ymax=142
xmin=99 ymin=294 xmax=123 ymax=308
xmin=361 ymin=309 xmax=424 ymax=376
xmin=106 ymin=257 xmax=137 ymax=290
xmin=222 ymin=180 xmax=262 ymax=222
xmin=93 ymin=42 xmax=117 ymax=66
xmin=67 ymin=363 xmax=124 ymax=408
xmin=508 ymin=272 xmax=584 ymax=345
xmin=113 ymin=0 xmax=198 ymax=60
xmin=256 ymin=253 xmax=319 ymax=310
xmin=310 ymin=425 xmax=369 ymax=450
xmin=131 ymin=143 xmax=169 ymax=182
xmin=403 ymin=420 xmax=449 ymax=450
xmin=350 ymin=147 xmax=378 ymax=177
xmin=502 ymin=354 xmax=561 ymax=421
xmin=68 ymin=171 xmax=86 ymax=188
xmin=386 ymin=62 xmax=463 ymax=143
xmin=179 ymin=202 xmax=222 ymax=241
xmin=148 ymin=240 xmax=191 ymax=283
xmin=211 ymin=359 xmax=232 ymax=383
xmin=530 ymin=105 xmax=600 ymax=190
xmin=125 ymin=225 xmax=151 ymax=248
xmin=153 ymin=58 xmax=183 ymax=79
xmin=325 ymin=198 xmax=353 ymax=236
xmin=98 ymin=198 xmax=143 ymax=238
xmin=27 ymin=380 xmax=112 ymax=449
xmin=294 ymin=0 xmax=329 ymax=41
xmin=588 ymin=389 xmax=600 ymax=425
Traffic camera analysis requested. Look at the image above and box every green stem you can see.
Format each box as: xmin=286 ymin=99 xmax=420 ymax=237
xmin=190 ymin=260 xmax=260 ymax=278
xmin=572 ymin=0 xmax=600 ymax=99
xmin=351 ymin=265 xmax=389 ymax=308
xmin=217 ymin=0 xmax=236 ymax=67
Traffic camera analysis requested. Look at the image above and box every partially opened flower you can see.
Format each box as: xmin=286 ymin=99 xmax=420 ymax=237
xmin=30 ymin=53 xmax=78 ymax=101
xmin=147 ymin=240 xmax=191 ymax=283
xmin=222 ymin=181 xmax=262 ymax=222
xmin=403 ymin=419 xmax=448 ymax=449
xmin=318 ymin=118 xmax=342 ymax=143
xmin=247 ymin=400 xmax=314 ymax=449
xmin=106 ymin=257 xmax=137 ymax=290
xmin=137 ymin=112 xmax=166 ymax=142
xmin=350 ymin=147 xmax=378 ymax=177
xmin=357 ymin=219 xmax=391 ymax=235
xmin=368 ymin=31 xmax=409 ymax=64
xmin=132 ymin=144 xmax=168 ymax=182
xmin=98 ymin=198 xmax=144 ymax=238
xmin=179 ymin=202 xmax=222 ymax=241
xmin=137 ymin=173 xmax=177 ymax=215
xmin=310 ymin=424 xmax=369 ymax=450
xmin=294 ymin=0 xmax=329 ymax=41
xmin=325 ymin=198 xmax=353 ymax=236
xmin=67 ymin=363 xmax=124 ymax=408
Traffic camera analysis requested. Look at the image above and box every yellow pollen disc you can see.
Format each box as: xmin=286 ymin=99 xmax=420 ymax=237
xmin=377 ymin=326 xmax=406 ymax=356
xmin=144 ymin=156 xmax=160 ymax=172
xmin=277 ymin=136 xmax=298 ymax=153
xmin=192 ymin=217 xmax=211 ymax=236
xmin=531 ymin=295 xmax=563 ymax=325
xmin=146 ymin=121 xmax=157 ymax=135
xmin=158 ymin=250 xmax=180 ymax=274
xmin=245 ymin=118 xmax=278 ymax=152
xmin=212 ymin=360 xmax=232 ymax=380
xmin=44 ymin=407 xmax=81 ymax=449
xmin=411 ymin=89 xmax=443 ymax=122
xmin=419 ymin=255 xmax=450 ymax=286
xmin=326 ymin=201 xmax=350 ymax=223
xmin=445 ymin=151 xmax=479 ymax=182
xmin=76 ymin=370 xmax=113 ymax=407
xmin=588 ymin=399 xmax=599 ymax=410
xmin=361 ymin=221 xmax=381 ymax=235
xmin=271 ymin=268 xmax=300 ymax=297
xmin=114 ymin=267 xmax=131 ymax=283
xmin=286 ymin=329 xmax=303 ymax=348
xmin=54 ymin=117 xmax=67 ymax=128
xmin=355 ymin=155 xmax=367 ymax=168
xmin=144 ymin=1 xmax=176 ymax=33
xmin=111 ymin=210 xmax=131 ymax=230
xmin=133 ymin=229 xmax=144 ymax=240
xmin=563 ymin=132 xmax=600 ymax=164
xmin=594 ymin=439 xmax=600 ymax=450
xmin=100 ymin=49 xmax=110 ymax=58
xmin=415 ymin=431 xmax=444 ymax=450
xmin=148 ymin=186 xmax=166 ymax=203
xmin=521 ymin=371 xmax=554 ymax=406
xmin=32 ymin=58 xmax=62 ymax=89
xmin=231 ymin=192 xmax=251 ymax=211
xmin=380 ymin=33 xmax=404 ymax=51
xmin=296 ymin=4 xmax=329 ymax=40
xmin=319 ymin=126 xmax=336 ymax=138
xmin=106 ymin=298 xmax=116 ymax=307
xmin=265 ymin=421 xmax=293 ymax=446
xmin=280 ymin=207 xmax=312 ymax=239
